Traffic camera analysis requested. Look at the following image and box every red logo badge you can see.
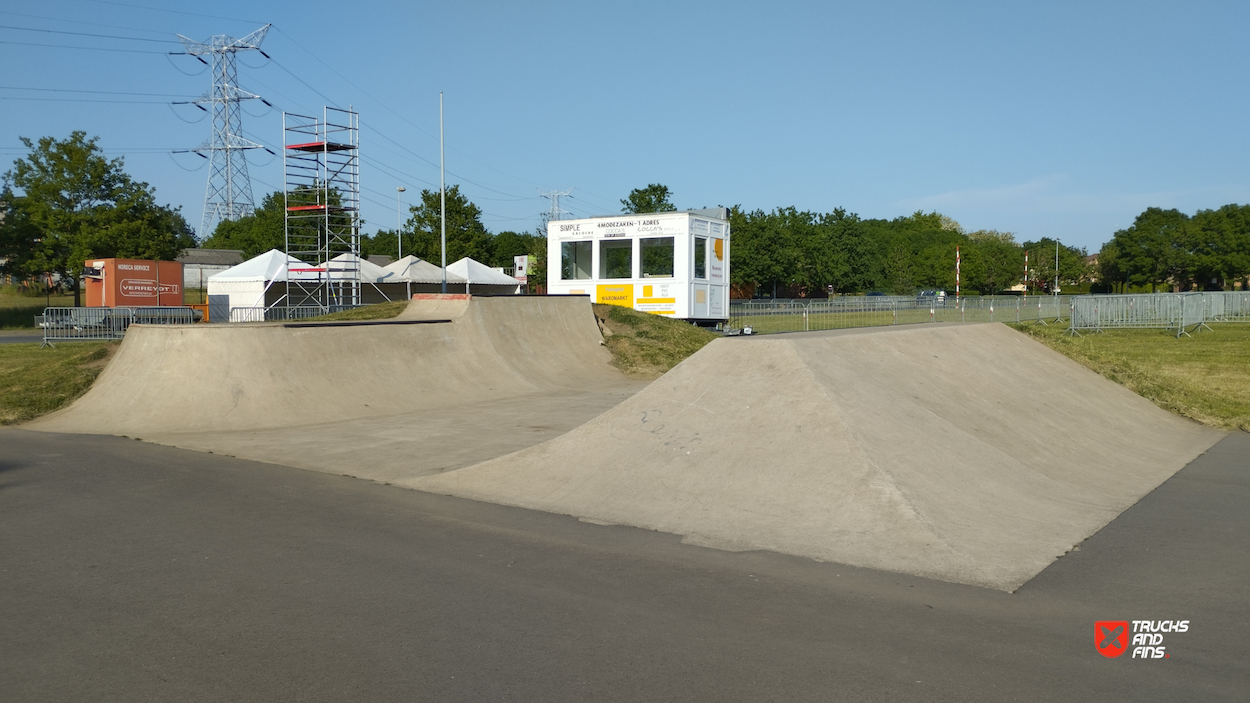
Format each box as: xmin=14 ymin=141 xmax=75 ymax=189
xmin=1096 ymin=621 xmax=1129 ymax=658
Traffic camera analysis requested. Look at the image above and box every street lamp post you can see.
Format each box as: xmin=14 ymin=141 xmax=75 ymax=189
xmin=397 ymin=186 xmax=408 ymax=300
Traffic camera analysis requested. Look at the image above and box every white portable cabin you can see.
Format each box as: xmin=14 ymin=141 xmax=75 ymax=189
xmin=545 ymin=208 xmax=730 ymax=322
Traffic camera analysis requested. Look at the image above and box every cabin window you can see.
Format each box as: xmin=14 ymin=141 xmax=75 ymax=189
xmin=561 ymin=241 xmax=592 ymax=280
xmin=599 ymin=239 xmax=633 ymax=279
xmin=640 ymin=237 xmax=674 ymax=278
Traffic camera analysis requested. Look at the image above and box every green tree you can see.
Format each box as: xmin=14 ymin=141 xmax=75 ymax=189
xmin=621 ymin=183 xmax=677 ymax=214
xmin=201 ymin=190 xmax=287 ymax=258
xmin=1104 ymin=208 xmax=1190 ymax=292
xmin=490 ymin=230 xmax=539 ymax=268
xmin=402 ymin=185 xmax=492 ymax=264
xmin=1020 ymin=237 xmax=1088 ymax=293
xmin=966 ymin=232 xmax=1022 ymax=294
xmin=1189 ymin=204 xmax=1250 ymax=290
xmin=2 ymin=131 xmax=195 ymax=305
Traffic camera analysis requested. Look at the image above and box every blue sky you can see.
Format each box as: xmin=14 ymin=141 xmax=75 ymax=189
xmin=2 ymin=0 xmax=1246 ymax=253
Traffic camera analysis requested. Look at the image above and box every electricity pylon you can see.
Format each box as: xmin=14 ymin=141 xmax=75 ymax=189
xmin=540 ymin=188 xmax=574 ymax=227
xmin=177 ymin=24 xmax=272 ymax=237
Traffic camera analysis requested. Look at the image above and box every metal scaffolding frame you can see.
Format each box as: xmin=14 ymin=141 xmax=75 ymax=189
xmin=282 ymin=107 xmax=361 ymax=313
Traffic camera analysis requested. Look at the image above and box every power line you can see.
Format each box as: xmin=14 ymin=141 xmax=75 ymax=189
xmin=0 ymin=10 xmax=174 ymax=36
xmin=0 ymin=23 xmax=180 ymax=43
xmin=0 ymin=85 xmax=197 ymax=97
xmin=0 ymin=96 xmax=176 ymax=104
xmin=0 ymin=40 xmax=168 ymax=54
xmin=83 ymin=0 xmax=264 ymax=25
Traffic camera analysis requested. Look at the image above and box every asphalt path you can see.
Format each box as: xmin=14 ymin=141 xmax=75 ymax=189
xmin=1 ymin=429 xmax=1246 ymax=702
xmin=0 ymin=334 xmax=43 ymax=345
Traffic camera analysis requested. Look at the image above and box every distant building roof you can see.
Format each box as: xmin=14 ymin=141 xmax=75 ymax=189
xmin=178 ymin=248 xmax=245 ymax=266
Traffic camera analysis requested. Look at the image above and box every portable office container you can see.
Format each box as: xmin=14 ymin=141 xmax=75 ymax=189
xmin=546 ymin=208 xmax=730 ymax=322
xmin=82 ymin=258 xmax=183 ymax=307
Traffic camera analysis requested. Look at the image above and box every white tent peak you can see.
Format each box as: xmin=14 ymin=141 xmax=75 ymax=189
xmin=382 ymin=255 xmax=467 ymax=284
xmin=320 ymin=252 xmax=391 ymax=283
xmin=208 ymin=249 xmax=311 ymax=283
xmin=447 ymin=257 xmax=523 ymax=286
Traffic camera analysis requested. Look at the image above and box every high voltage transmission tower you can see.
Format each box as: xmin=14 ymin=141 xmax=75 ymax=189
xmin=540 ymin=188 xmax=574 ymax=225
xmin=176 ymin=24 xmax=272 ymax=237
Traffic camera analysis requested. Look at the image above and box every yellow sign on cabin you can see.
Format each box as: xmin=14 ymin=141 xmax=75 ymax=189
xmin=595 ymin=283 xmax=634 ymax=308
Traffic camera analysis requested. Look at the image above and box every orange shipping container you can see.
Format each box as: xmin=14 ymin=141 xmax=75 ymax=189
xmin=83 ymin=258 xmax=183 ymax=307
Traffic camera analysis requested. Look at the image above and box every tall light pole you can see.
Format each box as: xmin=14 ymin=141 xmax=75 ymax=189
xmin=397 ymin=185 xmax=408 ymax=300
xmin=439 ymin=91 xmax=447 ymax=294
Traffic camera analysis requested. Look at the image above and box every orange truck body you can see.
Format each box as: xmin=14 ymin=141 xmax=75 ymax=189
xmin=84 ymin=258 xmax=183 ymax=308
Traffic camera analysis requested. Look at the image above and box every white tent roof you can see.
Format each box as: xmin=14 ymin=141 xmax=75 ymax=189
xmin=446 ymin=257 xmax=523 ymax=286
xmin=381 ymin=255 xmax=467 ymax=284
xmin=208 ymin=249 xmax=320 ymax=283
xmin=320 ymin=252 xmax=391 ymax=283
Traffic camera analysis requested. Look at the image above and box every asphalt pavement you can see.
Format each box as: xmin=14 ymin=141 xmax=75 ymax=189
xmin=1 ymin=428 xmax=1246 ymax=702
xmin=0 ymin=333 xmax=43 ymax=344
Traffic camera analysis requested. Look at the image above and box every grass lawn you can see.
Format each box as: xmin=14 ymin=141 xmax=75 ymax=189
xmin=299 ymin=301 xmax=410 ymax=321
xmin=0 ymin=294 xmax=76 ymax=329
xmin=730 ymin=301 xmax=1066 ymax=334
xmin=0 ymin=341 xmax=118 ymax=424
xmin=1010 ymin=323 xmax=1250 ymax=431
xmin=594 ymin=303 xmax=718 ymax=377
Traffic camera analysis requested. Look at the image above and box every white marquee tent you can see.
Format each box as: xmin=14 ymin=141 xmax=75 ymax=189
xmin=446 ymin=257 xmax=523 ymax=294
xmin=382 ymin=255 xmax=467 ymax=285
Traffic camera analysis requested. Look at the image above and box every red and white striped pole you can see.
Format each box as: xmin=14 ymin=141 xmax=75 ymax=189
xmin=1024 ymin=250 xmax=1029 ymax=299
xmin=955 ymin=246 xmax=961 ymax=301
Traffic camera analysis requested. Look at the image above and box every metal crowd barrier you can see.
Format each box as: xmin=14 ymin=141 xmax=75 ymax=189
xmin=39 ymin=306 xmax=199 ymax=347
xmin=1069 ymin=291 xmax=1250 ymax=337
xmin=728 ymin=295 xmax=1072 ymax=334
xmin=228 ymin=305 xmax=364 ymax=323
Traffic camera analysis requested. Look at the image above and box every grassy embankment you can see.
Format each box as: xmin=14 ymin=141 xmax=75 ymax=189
xmin=592 ymin=303 xmax=717 ymax=376
xmin=301 ymin=300 xmax=717 ymax=376
xmin=1010 ymin=323 xmax=1250 ymax=431
xmin=0 ymin=341 xmax=118 ymax=424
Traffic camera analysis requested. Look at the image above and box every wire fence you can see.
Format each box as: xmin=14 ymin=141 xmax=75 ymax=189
xmin=728 ymin=295 xmax=1072 ymax=334
xmin=39 ymin=307 xmax=200 ymax=347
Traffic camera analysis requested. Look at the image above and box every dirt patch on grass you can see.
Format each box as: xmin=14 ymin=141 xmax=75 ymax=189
xmin=593 ymin=303 xmax=718 ymax=378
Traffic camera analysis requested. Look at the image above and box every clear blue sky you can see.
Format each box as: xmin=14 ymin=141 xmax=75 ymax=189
xmin=2 ymin=0 xmax=1247 ymax=253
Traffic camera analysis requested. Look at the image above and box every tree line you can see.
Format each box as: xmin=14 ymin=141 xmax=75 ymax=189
xmin=0 ymin=132 xmax=195 ymax=305
xmin=1097 ymin=206 xmax=1250 ymax=293
xmin=4 ymin=133 xmax=1248 ymax=302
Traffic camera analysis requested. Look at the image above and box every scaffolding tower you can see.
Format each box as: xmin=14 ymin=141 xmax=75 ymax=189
xmin=283 ymin=108 xmax=361 ymax=313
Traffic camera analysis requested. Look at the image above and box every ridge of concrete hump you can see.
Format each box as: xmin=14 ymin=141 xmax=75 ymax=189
xmin=407 ymin=323 xmax=1223 ymax=591
xmin=27 ymin=295 xmax=629 ymax=437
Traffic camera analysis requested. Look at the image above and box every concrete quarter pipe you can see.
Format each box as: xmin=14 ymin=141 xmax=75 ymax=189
xmin=30 ymin=299 xmax=1221 ymax=590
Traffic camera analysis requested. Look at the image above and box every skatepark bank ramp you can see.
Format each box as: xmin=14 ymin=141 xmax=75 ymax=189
xmin=406 ymin=323 xmax=1222 ymax=591
xmin=30 ymin=295 xmax=630 ymax=436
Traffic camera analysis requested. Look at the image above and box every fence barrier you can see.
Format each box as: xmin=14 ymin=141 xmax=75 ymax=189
xmin=728 ymin=295 xmax=1072 ymax=335
xmin=227 ymin=305 xmax=365 ymax=323
xmin=1068 ymin=292 xmax=1250 ymax=337
xmin=39 ymin=306 xmax=199 ymax=347
xmin=728 ymin=291 xmax=1250 ymax=337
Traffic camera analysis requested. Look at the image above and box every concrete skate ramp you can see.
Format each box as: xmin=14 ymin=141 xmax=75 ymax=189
xmin=407 ymin=323 xmax=1222 ymax=591
xmin=30 ymin=295 xmax=633 ymax=443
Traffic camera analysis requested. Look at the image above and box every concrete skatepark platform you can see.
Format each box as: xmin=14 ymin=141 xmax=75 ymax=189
xmin=29 ymin=298 xmax=1223 ymax=590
